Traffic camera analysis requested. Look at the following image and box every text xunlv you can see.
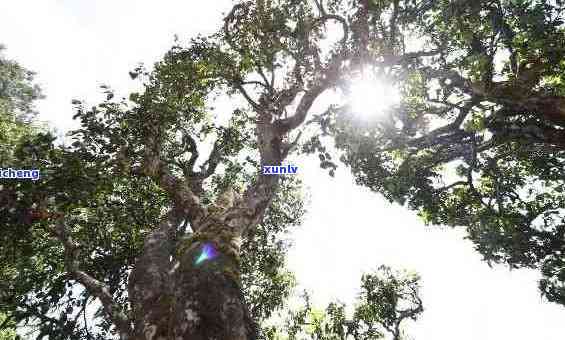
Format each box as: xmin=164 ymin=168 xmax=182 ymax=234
xmin=262 ymin=165 xmax=298 ymax=175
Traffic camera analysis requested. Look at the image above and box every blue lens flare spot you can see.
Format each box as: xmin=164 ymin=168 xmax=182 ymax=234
xmin=195 ymin=243 xmax=218 ymax=265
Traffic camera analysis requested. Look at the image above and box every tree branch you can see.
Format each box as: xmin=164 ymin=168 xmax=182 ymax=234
xmin=357 ymin=0 xmax=370 ymax=64
xmin=52 ymin=219 xmax=132 ymax=338
xmin=223 ymin=3 xmax=250 ymax=56
xmin=210 ymin=0 xmax=349 ymax=237
xmin=241 ymin=80 xmax=271 ymax=92
xmin=313 ymin=14 xmax=349 ymax=47
xmin=140 ymin=127 xmax=206 ymax=225
xmin=275 ymin=84 xmax=327 ymax=134
xmin=466 ymin=139 xmax=497 ymax=214
xmin=313 ymin=0 xmax=326 ymax=16
xmin=235 ymin=82 xmax=261 ymax=110
xmin=82 ymin=294 xmax=92 ymax=339
xmin=389 ymin=0 xmax=400 ymax=46
xmin=184 ymin=133 xmax=199 ymax=171
xmin=382 ymin=49 xmax=441 ymax=67
xmin=434 ymin=180 xmax=467 ymax=193
xmin=200 ymin=137 xmax=225 ymax=178
xmin=169 ymin=131 xmax=201 ymax=179
xmin=256 ymin=67 xmax=273 ymax=93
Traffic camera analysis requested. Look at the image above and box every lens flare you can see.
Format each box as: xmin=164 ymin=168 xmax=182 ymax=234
xmin=348 ymin=71 xmax=400 ymax=118
xmin=195 ymin=243 xmax=218 ymax=265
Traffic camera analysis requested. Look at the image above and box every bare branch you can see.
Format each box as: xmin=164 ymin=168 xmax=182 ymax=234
xmin=256 ymin=67 xmax=273 ymax=93
xmin=183 ymin=133 xmax=199 ymax=170
xmin=315 ymin=14 xmax=349 ymax=46
xmin=281 ymin=131 xmax=303 ymax=159
xmin=169 ymin=131 xmax=201 ymax=179
xmin=82 ymin=295 xmax=92 ymax=339
xmin=413 ymin=138 xmax=496 ymax=174
xmin=140 ymin=125 xmax=206 ymax=225
xmin=313 ymin=0 xmax=326 ymax=15
xmin=406 ymin=100 xmax=478 ymax=149
xmin=387 ymin=49 xmax=441 ymax=65
xmin=275 ymin=84 xmax=327 ymax=134
xmin=421 ymin=67 xmax=477 ymax=95
xmin=270 ymin=64 xmax=275 ymax=88
xmin=241 ymin=80 xmax=271 ymax=92
xmin=407 ymin=129 xmax=473 ymax=151
xmin=281 ymin=11 xmax=351 ymax=130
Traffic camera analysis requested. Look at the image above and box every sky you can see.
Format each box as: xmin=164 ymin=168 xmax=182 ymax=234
xmin=1 ymin=1 xmax=564 ymax=339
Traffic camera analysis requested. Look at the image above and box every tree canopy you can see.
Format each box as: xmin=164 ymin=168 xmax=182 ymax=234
xmin=311 ymin=0 xmax=565 ymax=305
xmin=1 ymin=0 xmax=565 ymax=339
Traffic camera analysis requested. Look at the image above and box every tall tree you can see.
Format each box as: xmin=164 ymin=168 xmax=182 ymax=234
xmin=5 ymin=1 xmax=355 ymax=338
xmin=2 ymin=0 xmax=564 ymax=339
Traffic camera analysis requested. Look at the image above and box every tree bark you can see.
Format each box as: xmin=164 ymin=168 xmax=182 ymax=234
xmin=522 ymin=95 xmax=565 ymax=128
xmin=127 ymin=210 xmax=181 ymax=340
xmin=127 ymin=214 xmax=257 ymax=340
xmin=171 ymin=227 xmax=256 ymax=340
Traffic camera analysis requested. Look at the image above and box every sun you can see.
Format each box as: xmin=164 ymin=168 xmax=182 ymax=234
xmin=347 ymin=71 xmax=400 ymax=117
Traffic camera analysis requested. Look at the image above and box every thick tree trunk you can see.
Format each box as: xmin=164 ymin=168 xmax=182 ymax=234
xmin=127 ymin=216 xmax=256 ymax=340
xmin=124 ymin=90 xmax=288 ymax=339
xmin=171 ymin=234 xmax=256 ymax=339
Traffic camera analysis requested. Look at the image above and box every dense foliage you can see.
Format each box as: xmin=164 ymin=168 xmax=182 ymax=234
xmin=304 ymin=0 xmax=565 ymax=306
xmin=2 ymin=0 xmax=565 ymax=338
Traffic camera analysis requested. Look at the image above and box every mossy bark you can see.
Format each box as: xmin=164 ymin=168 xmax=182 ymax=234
xmin=128 ymin=222 xmax=256 ymax=340
xmin=170 ymin=238 xmax=255 ymax=339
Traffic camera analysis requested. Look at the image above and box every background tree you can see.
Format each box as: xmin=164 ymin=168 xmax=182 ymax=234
xmin=278 ymin=266 xmax=423 ymax=340
xmin=0 ymin=45 xmax=45 ymax=340
xmin=0 ymin=44 xmax=43 ymax=164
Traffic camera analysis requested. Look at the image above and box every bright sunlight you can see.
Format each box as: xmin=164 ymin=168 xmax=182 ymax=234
xmin=348 ymin=69 xmax=401 ymax=117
